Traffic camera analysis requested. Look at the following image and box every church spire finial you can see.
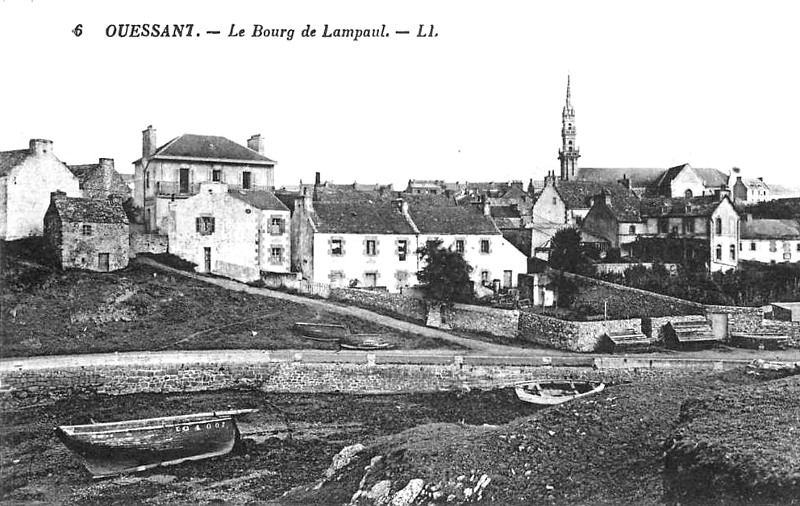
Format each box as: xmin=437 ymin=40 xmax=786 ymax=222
xmin=566 ymin=74 xmax=571 ymax=107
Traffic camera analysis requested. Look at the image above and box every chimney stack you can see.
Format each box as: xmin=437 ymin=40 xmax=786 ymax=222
xmin=50 ymin=190 xmax=67 ymax=202
xmin=30 ymin=139 xmax=53 ymax=156
xmin=99 ymin=158 xmax=115 ymax=191
xmin=247 ymin=134 xmax=265 ymax=155
xmin=107 ymin=193 xmax=123 ymax=206
xmin=142 ymin=126 xmax=157 ymax=160
xmin=315 ymin=171 xmax=321 ymax=186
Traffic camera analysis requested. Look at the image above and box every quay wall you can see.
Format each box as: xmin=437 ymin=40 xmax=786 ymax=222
xmin=0 ymin=350 xmax=749 ymax=410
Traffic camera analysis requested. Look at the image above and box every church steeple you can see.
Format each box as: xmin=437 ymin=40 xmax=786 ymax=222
xmin=558 ymin=75 xmax=580 ymax=180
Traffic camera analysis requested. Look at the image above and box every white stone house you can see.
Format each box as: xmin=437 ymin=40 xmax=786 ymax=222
xmin=739 ymin=218 xmax=800 ymax=264
xmin=0 ymin=139 xmax=81 ymax=240
xmin=167 ymin=182 xmax=290 ymax=282
xmin=134 ymin=126 xmax=276 ymax=234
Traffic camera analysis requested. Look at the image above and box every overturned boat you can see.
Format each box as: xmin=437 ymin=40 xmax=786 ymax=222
xmin=339 ymin=335 xmax=393 ymax=350
xmin=515 ymin=380 xmax=604 ymax=406
xmin=293 ymin=322 xmax=348 ymax=342
xmin=55 ymin=409 xmax=258 ymax=478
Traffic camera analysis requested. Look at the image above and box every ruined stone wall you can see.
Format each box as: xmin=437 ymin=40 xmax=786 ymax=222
xmin=130 ymin=232 xmax=168 ymax=256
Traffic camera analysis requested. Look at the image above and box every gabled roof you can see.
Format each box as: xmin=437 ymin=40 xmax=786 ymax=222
xmin=50 ymin=197 xmax=128 ymax=224
xmin=314 ymin=184 xmax=394 ymax=203
xmin=228 ymin=190 xmax=289 ymax=211
xmin=573 ymin=167 xmax=664 ymax=188
xmin=655 ymin=164 xmax=729 ymax=191
xmin=555 ymin=180 xmax=636 ymax=210
xmin=742 ymin=178 xmax=770 ymax=190
xmin=741 ymin=219 xmax=800 ymax=240
xmin=311 ymin=201 xmax=416 ymax=235
xmin=141 ymin=134 xmax=275 ymax=165
xmin=0 ymin=149 xmax=31 ymax=177
xmin=639 ymin=196 xmax=726 ymax=218
xmin=409 ymin=202 xmax=500 ymax=235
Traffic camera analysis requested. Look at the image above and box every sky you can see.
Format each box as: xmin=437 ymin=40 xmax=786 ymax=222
xmin=1 ymin=0 xmax=799 ymax=190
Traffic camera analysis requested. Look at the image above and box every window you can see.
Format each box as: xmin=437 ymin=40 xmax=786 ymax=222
xmin=366 ymin=239 xmax=377 ymax=256
xmin=270 ymin=246 xmax=283 ymax=264
xmin=397 ymin=240 xmax=408 ymax=261
xmin=658 ymin=219 xmax=669 ymax=234
xmin=196 ymin=216 xmax=215 ymax=235
xmin=455 ymin=239 xmax=465 ymax=254
xmin=671 ymin=226 xmax=678 ymax=234
xmin=270 ymin=217 xmax=284 ymax=235
xmin=784 ymin=242 xmax=792 ymax=252
xmin=769 ymin=241 xmax=777 ymax=253
xmin=739 ymin=243 xmax=742 ymax=251
xmin=364 ymin=272 xmax=378 ymax=288
xmin=715 ymin=218 xmax=722 ymax=234
xmin=751 ymin=242 xmax=756 ymax=251
xmin=180 ymin=168 xmax=190 ymax=194
xmin=730 ymin=245 xmax=736 ymax=261
xmin=242 ymin=171 xmax=252 ymax=190
xmin=628 ymin=225 xmax=636 ymax=235
xmin=212 ymin=170 xmax=222 ymax=182
xmin=331 ymin=238 xmax=343 ymax=256
xmin=684 ymin=189 xmax=693 ymax=198
xmin=716 ymin=245 xmax=722 ymax=260
xmin=481 ymin=270 xmax=490 ymax=284
xmin=683 ymin=218 xmax=695 ymax=234
xmin=796 ymin=243 xmax=800 ymax=252
xmin=145 ymin=170 xmax=150 ymax=189
xmin=552 ymin=197 xmax=557 ymax=205
xmin=82 ymin=224 xmax=92 ymax=236
xmin=480 ymin=239 xmax=490 ymax=254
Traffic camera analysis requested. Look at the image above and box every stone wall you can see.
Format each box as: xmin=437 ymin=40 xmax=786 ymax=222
xmin=517 ymin=312 xmax=642 ymax=352
xmin=444 ymin=304 xmax=520 ymax=339
xmin=563 ymin=271 xmax=705 ymax=319
xmin=593 ymin=263 xmax=679 ymax=276
xmin=130 ymin=232 xmax=168 ymax=257
xmin=0 ymin=351 xmax=750 ymax=410
xmin=329 ymin=288 xmax=428 ymax=322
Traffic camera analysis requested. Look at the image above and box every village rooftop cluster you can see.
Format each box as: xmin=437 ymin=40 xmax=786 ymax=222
xmin=2 ymin=78 xmax=799 ymax=300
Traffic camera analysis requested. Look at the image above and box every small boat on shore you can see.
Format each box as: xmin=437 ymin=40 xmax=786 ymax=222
xmin=293 ymin=322 xmax=348 ymax=342
xmin=55 ymin=409 xmax=258 ymax=478
xmin=515 ymin=380 xmax=604 ymax=405
xmin=340 ymin=335 xmax=393 ymax=351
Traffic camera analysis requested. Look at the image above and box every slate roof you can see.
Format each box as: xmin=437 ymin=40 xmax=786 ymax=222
xmin=639 ymin=196 xmax=724 ymax=218
xmin=573 ymin=167 xmax=664 ymax=188
xmin=229 ymin=190 xmax=289 ymax=211
xmin=743 ymin=178 xmax=770 ymax=190
xmin=555 ymin=180 xmax=636 ymax=209
xmin=142 ymin=134 xmax=275 ymax=164
xmin=741 ymin=219 xmax=800 ymax=240
xmin=314 ymin=185 xmax=394 ymax=203
xmin=67 ymin=162 xmax=131 ymax=196
xmin=0 ymin=149 xmax=31 ymax=177
xmin=490 ymin=205 xmax=521 ymax=219
xmin=600 ymin=192 xmax=643 ymax=222
xmin=408 ymin=203 xmax=500 ymax=235
xmin=311 ymin=202 xmax=416 ymax=234
xmin=655 ymin=164 xmax=729 ymax=192
xmin=51 ymin=197 xmax=128 ymax=224
xmin=502 ymin=229 xmax=532 ymax=256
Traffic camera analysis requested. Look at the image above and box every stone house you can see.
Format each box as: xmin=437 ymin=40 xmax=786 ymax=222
xmin=0 ymin=139 xmax=81 ymax=240
xmin=739 ymin=218 xmax=800 ymax=264
xmin=43 ymin=191 xmax=129 ymax=271
xmin=732 ymin=175 xmax=770 ymax=204
xmin=134 ymin=126 xmax=276 ymax=234
xmin=582 ymin=189 xmax=647 ymax=255
xmin=638 ymin=193 xmax=740 ymax=272
xmin=651 ymin=163 xmax=730 ymax=198
xmin=67 ymin=158 xmax=131 ymax=200
xmin=167 ymin=182 xmax=290 ymax=282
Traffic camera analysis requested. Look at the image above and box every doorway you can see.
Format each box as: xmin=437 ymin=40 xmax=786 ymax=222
xmin=204 ymin=247 xmax=211 ymax=272
xmin=98 ymin=253 xmax=110 ymax=272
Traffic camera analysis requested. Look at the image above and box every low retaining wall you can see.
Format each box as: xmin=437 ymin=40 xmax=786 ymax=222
xmin=445 ymin=304 xmax=520 ymax=339
xmin=0 ymin=351 xmax=749 ymax=410
xmin=517 ymin=312 xmax=642 ymax=352
xmin=130 ymin=233 xmax=168 ymax=257
xmin=329 ymin=288 xmax=427 ymax=322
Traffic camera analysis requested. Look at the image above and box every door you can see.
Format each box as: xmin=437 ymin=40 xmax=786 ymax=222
xmin=98 ymin=253 xmax=110 ymax=272
xmin=503 ymin=270 xmax=513 ymax=289
xmin=204 ymin=247 xmax=212 ymax=272
xmin=180 ymin=168 xmax=190 ymax=193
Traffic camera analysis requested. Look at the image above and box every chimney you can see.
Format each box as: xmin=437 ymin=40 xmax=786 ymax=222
xmin=107 ymin=193 xmax=123 ymax=206
xmin=29 ymin=139 xmax=53 ymax=156
xmin=511 ymin=180 xmax=523 ymax=191
xmin=142 ymin=125 xmax=157 ymax=160
xmin=50 ymin=190 xmax=67 ymax=202
xmin=247 ymin=134 xmax=265 ymax=155
xmin=757 ymin=177 xmax=764 ymax=182
xmin=618 ymin=174 xmax=631 ymax=189
xmin=99 ymin=158 xmax=114 ymax=190
xmin=315 ymin=171 xmax=321 ymax=186
xmin=736 ymin=176 xmax=742 ymax=182
xmin=481 ymin=195 xmax=491 ymax=216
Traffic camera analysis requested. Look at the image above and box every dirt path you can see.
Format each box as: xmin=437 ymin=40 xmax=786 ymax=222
xmin=136 ymin=257 xmax=523 ymax=355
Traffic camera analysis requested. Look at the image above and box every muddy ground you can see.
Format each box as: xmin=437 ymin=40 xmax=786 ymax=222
xmin=0 ymin=387 xmax=539 ymax=505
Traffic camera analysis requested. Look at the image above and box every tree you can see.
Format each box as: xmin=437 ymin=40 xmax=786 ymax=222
xmin=548 ymin=227 xmax=583 ymax=272
xmin=416 ymin=239 xmax=474 ymax=304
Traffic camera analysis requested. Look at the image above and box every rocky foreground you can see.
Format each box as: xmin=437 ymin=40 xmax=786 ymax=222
xmin=281 ymin=368 xmax=800 ymax=506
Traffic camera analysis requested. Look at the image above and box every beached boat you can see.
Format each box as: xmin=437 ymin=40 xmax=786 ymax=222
xmin=339 ymin=336 xmax=393 ymax=351
xmin=515 ymin=380 xmax=604 ymax=405
xmin=55 ymin=409 xmax=258 ymax=478
xmin=293 ymin=322 xmax=348 ymax=342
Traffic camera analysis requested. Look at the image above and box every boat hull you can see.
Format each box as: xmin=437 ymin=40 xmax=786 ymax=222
xmin=293 ymin=322 xmax=348 ymax=342
xmin=515 ymin=381 xmax=605 ymax=405
xmin=55 ymin=410 xmax=255 ymax=478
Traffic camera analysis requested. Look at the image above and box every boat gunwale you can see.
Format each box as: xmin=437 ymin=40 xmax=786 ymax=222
xmin=55 ymin=409 xmax=257 ymax=433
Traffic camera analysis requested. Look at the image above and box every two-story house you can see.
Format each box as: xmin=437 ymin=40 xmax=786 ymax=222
xmin=134 ymin=126 xmax=276 ymax=234
xmin=1 ymin=139 xmax=81 ymax=240
xmin=581 ymin=189 xmax=645 ymax=255
xmin=167 ymin=182 xmax=290 ymax=282
xmin=638 ymin=193 xmax=740 ymax=272
xmin=739 ymin=218 xmax=800 ymax=264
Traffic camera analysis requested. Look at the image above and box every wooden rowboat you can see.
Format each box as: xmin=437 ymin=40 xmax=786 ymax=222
xmin=339 ymin=336 xmax=393 ymax=351
xmin=55 ymin=409 xmax=257 ymax=478
xmin=293 ymin=322 xmax=348 ymax=342
xmin=515 ymin=380 xmax=604 ymax=405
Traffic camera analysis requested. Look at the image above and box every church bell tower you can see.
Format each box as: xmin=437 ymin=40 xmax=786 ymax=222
xmin=558 ymin=75 xmax=580 ymax=180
